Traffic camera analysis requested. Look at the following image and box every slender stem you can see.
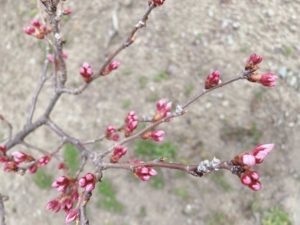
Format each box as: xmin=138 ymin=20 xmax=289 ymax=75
xmin=26 ymin=47 xmax=50 ymax=125
xmin=0 ymin=194 xmax=8 ymax=225
xmin=59 ymin=4 xmax=156 ymax=95
xmin=182 ymin=75 xmax=244 ymax=109
xmin=0 ymin=114 xmax=13 ymax=142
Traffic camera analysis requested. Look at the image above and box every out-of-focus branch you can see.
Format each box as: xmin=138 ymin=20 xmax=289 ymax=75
xmin=0 ymin=114 xmax=13 ymax=142
xmin=59 ymin=3 xmax=156 ymax=95
xmin=26 ymin=47 xmax=50 ymax=125
xmin=0 ymin=194 xmax=8 ymax=225
xmin=99 ymin=75 xmax=244 ymax=160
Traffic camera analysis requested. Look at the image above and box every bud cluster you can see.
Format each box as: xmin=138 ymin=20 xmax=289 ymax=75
xmin=23 ymin=19 xmax=52 ymax=39
xmin=131 ymin=160 xmax=157 ymax=181
xmin=232 ymin=144 xmax=275 ymax=191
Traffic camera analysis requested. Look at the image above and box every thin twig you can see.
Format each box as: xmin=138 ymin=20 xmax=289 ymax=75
xmin=0 ymin=114 xmax=13 ymax=142
xmin=59 ymin=3 xmax=156 ymax=95
xmin=26 ymin=47 xmax=50 ymax=125
xmin=0 ymin=194 xmax=8 ymax=225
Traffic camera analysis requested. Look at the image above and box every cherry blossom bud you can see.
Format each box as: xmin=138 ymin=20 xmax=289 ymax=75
xmin=259 ymin=73 xmax=278 ymax=87
xmin=112 ymin=133 xmax=120 ymax=142
xmin=240 ymin=171 xmax=262 ymax=191
xmin=0 ymin=145 xmax=6 ymax=155
xmin=205 ymin=70 xmax=221 ymax=89
xmin=31 ymin=19 xmax=41 ymax=28
xmin=132 ymin=160 xmax=157 ymax=181
xmin=249 ymin=181 xmax=262 ymax=191
xmin=247 ymin=53 xmax=263 ymax=66
xmin=24 ymin=26 xmax=35 ymax=35
xmin=29 ymin=164 xmax=38 ymax=174
xmin=80 ymin=63 xmax=93 ymax=83
xmin=79 ymin=173 xmax=96 ymax=192
xmin=106 ymin=126 xmax=116 ymax=137
xmin=11 ymin=151 xmax=31 ymax=163
xmin=61 ymin=198 xmax=73 ymax=212
xmin=0 ymin=156 xmax=8 ymax=163
xmin=101 ymin=61 xmax=120 ymax=76
xmin=65 ymin=208 xmax=79 ymax=224
xmin=150 ymin=130 xmax=165 ymax=142
xmin=240 ymin=152 xmax=256 ymax=167
xmin=252 ymin=144 xmax=274 ymax=164
xmin=3 ymin=161 xmax=18 ymax=172
xmin=150 ymin=0 xmax=165 ymax=6
xmin=240 ymin=173 xmax=252 ymax=185
xmin=154 ymin=99 xmax=172 ymax=121
xmin=47 ymin=199 xmax=61 ymax=213
xmin=52 ymin=176 xmax=71 ymax=192
xmin=63 ymin=8 xmax=72 ymax=15
xmin=111 ymin=145 xmax=127 ymax=163
xmin=124 ymin=111 xmax=138 ymax=136
xmin=58 ymin=162 xmax=66 ymax=170
xmin=38 ymin=155 xmax=51 ymax=167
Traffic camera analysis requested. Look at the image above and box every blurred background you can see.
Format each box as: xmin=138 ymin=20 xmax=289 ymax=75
xmin=0 ymin=0 xmax=300 ymax=224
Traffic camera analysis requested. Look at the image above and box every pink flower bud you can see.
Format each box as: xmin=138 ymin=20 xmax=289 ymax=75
xmin=240 ymin=173 xmax=252 ymax=185
xmin=150 ymin=0 xmax=165 ymax=6
xmin=0 ymin=145 xmax=6 ymax=155
xmin=112 ymin=133 xmax=120 ymax=142
xmin=24 ymin=26 xmax=35 ymax=35
xmin=47 ymin=199 xmax=61 ymax=213
xmin=124 ymin=111 xmax=138 ymax=136
xmin=11 ymin=151 xmax=30 ymax=163
xmin=38 ymin=155 xmax=51 ymax=167
xmin=249 ymin=181 xmax=262 ymax=191
xmin=259 ymin=73 xmax=278 ymax=87
xmin=29 ymin=164 xmax=38 ymax=174
xmin=106 ymin=126 xmax=116 ymax=136
xmin=252 ymin=143 xmax=274 ymax=164
xmin=61 ymin=198 xmax=73 ymax=212
xmin=205 ymin=70 xmax=221 ymax=89
xmin=31 ymin=19 xmax=41 ymax=28
xmin=0 ymin=156 xmax=8 ymax=163
xmin=240 ymin=152 xmax=256 ymax=167
xmin=150 ymin=130 xmax=165 ymax=142
xmin=65 ymin=208 xmax=79 ymax=224
xmin=247 ymin=53 xmax=263 ymax=66
xmin=52 ymin=176 xmax=71 ymax=192
xmin=102 ymin=61 xmax=120 ymax=76
xmin=111 ymin=145 xmax=127 ymax=163
xmin=132 ymin=161 xmax=157 ymax=181
xmin=80 ymin=63 xmax=93 ymax=83
xmin=79 ymin=173 xmax=96 ymax=192
xmin=154 ymin=99 xmax=172 ymax=121
xmin=3 ymin=161 xmax=17 ymax=172
xmin=63 ymin=8 xmax=72 ymax=15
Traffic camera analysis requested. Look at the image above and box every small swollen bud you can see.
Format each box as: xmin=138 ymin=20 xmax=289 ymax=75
xmin=252 ymin=143 xmax=274 ymax=164
xmin=124 ymin=111 xmax=138 ymax=136
xmin=11 ymin=151 xmax=31 ymax=163
xmin=31 ymin=19 xmax=41 ymax=28
xmin=80 ymin=63 xmax=94 ymax=83
xmin=205 ymin=70 xmax=221 ymax=90
xmin=47 ymin=199 xmax=61 ymax=213
xmin=65 ymin=208 xmax=79 ymax=224
xmin=111 ymin=145 xmax=127 ymax=163
xmin=154 ymin=99 xmax=172 ymax=121
xmin=150 ymin=130 xmax=165 ymax=142
xmin=63 ymin=8 xmax=72 ymax=16
xmin=259 ymin=73 xmax=278 ymax=87
xmin=3 ymin=161 xmax=17 ymax=172
xmin=0 ymin=145 xmax=6 ymax=155
xmin=24 ymin=26 xmax=35 ymax=35
xmin=246 ymin=53 xmax=263 ymax=66
xmin=240 ymin=171 xmax=262 ymax=191
xmin=240 ymin=152 xmax=256 ymax=167
xmin=101 ymin=61 xmax=120 ymax=76
xmin=249 ymin=181 xmax=262 ymax=191
xmin=79 ymin=173 xmax=96 ymax=192
xmin=150 ymin=0 xmax=166 ymax=6
xmin=52 ymin=176 xmax=71 ymax=192
xmin=29 ymin=164 xmax=38 ymax=174
xmin=38 ymin=155 xmax=51 ymax=167
xmin=132 ymin=160 xmax=158 ymax=181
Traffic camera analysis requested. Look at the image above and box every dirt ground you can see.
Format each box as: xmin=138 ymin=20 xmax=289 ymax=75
xmin=0 ymin=0 xmax=300 ymax=224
